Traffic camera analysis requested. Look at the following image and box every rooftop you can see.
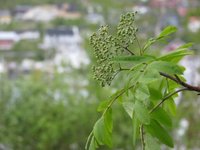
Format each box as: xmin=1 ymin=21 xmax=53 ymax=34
xmin=46 ymin=27 xmax=74 ymax=36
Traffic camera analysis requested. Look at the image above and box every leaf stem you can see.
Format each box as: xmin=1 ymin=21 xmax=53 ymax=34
xmin=149 ymin=88 xmax=189 ymax=113
xmin=135 ymin=35 xmax=142 ymax=55
xmin=85 ymin=131 xmax=93 ymax=149
xmin=112 ymin=68 xmax=130 ymax=79
xmin=140 ymin=125 xmax=145 ymax=150
xmin=102 ymin=84 xmax=135 ymax=116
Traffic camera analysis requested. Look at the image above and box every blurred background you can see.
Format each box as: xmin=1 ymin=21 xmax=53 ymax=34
xmin=0 ymin=0 xmax=200 ymax=149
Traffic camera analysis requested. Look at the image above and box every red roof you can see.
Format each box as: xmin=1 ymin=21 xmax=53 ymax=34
xmin=150 ymin=0 xmax=179 ymax=8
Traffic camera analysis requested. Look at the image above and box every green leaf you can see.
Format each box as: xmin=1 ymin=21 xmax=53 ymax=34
xmin=164 ymin=98 xmax=177 ymax=116
xmin=112 ymin=55 xmax=155 ymax=64
xmin=132 ymin=116 xmax=139 ymax=147
xmin=109 ymin=86 xmax=132 ymax=104
xmin=135 ymin=84 xmax=150 ymax=101
xmin=122 ymin=101 xmax=134 ymax=118
xmin=93 ymin=117 xmax=112 ymax=147
xmin=143 ymin=38 xmax=157 ymax=51
xmin=145 ymin=119 xmax=174 ymax=148
xmin=142 ymin=26 xmax=177 ymax=52
xmin=93 ymin=118 xmax=105 ymax=145
xmin=139 ymin=70 xmax=160 ymax=83
xmin=157 ymin=49 xmax=193 ymax=63
xmin=128 ymin=63 xmax=145 ymax=84
xmin=147 ymin=78 xmax=163 ymax=102
xmin=89 ymin=137 xmax=98 ymax=150
xmin=104 ymin=109 xmax=113 ymax=133
xmin=178 ymin=42 xmax=193 ymax=49
xmin=145 ymin=133 xmax=160 ymax=150
xmin=150 ymin=107 xmax=172 ymax=128
xmin=168 ymin=79 xmax=180 ymax=92
xmin=147 ymin=61 xmax=184 ymax=75
xmin=134 ymin=100 xmax=150 ymax=125
xmin=97 ymin=100 xmax=110 ymax=112
xmin=157 ymin=26 xmax=177 ymax=39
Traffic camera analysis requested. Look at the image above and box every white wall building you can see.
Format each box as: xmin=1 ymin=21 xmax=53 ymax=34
xmin=0 ymin=32 xmax=19 ymax=50
xmin=42 ymin=26 xmax=81 ymax=49
xmin=188 ymin=17 xmax=200 ymax=33
xmin=17 ymin=30 xmax=40 ymax=40
xmin=22 ymin=6 xmax=57 ymax=22
xmin=41 ymin=26 xmax=89 ymax=69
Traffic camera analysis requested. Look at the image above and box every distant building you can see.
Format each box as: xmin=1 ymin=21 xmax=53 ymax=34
xmin=22 ymin=5 xmax=57 ymax=22
xmin=56 ymin=3 xmax=81 ymax=19
xmin=21 ymin=4 xmax=81 ymax=22
xmin=0 ymin=62 xmax=5 ymax=73
xmin=16 ymin=30 xmax=40 ymax=40
xmin=20 ymin=59 xmax=34 ymax=74
xmin=188 ymin=17 xmax=200 ymax=33
xmin=0 ymin=10 xmax=12 ymax=24
xmin=86 ymin=13 xmax=104 ymax=24
xmin=42 ymin=26 xmax=81 ymax=49
xmin=0 ymin=32 xmax=19 ymax=50
xmin=0 ymin=30 xmax=40 ymax=50
xmin=150 ymin=0 xmax=178 ymax=8
xmin=41 ymin=26 xmax=89 ymax=69
xmin=150 ymin=0 xmax=189 ymax=16
xmin=54 ymin=46 xmax=90 ymax=69
xmin=177 ymin=0 xmax=189 ymax=17
xmin=132 ymin=5 xmax=149 ymax=15
xmin=13 ymin=5 xmax=32 ymax=19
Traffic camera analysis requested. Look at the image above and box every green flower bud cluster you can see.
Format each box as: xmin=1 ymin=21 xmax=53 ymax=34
xmin=117 ymin=12 xmax=138 ymax=48
xmin=90 ymin=25 xmax=116 ymax=87
xmin=90 ymin=12 xmax=138 ymax=87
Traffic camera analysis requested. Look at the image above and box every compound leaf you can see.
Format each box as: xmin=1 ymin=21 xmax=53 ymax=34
xmin=93 ymin=116 xmax=112 ymax=147
xmin=157 ymin=49 xmax=193 ymax=63
xmin=134 ymin=100 xmax=150 ymax=125
xmin=112 ymin=55 xmax=155 ymax=64
xmin=147 ymin=61 xmax=184 ymax=75
xmin=145 ymin=119 xmax=174 ymax=148
xmin=157 ymin=26 xmax=177 ymax=39
xmin=151 ymin=107 xmax=172 ymax=128
xmin=145 ymin=133 xmax=160 ymax=150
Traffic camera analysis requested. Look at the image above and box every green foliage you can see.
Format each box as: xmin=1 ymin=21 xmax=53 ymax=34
xmin=0 ymin=71 xmax=101 ymax=150
xmin=0 ymin=0 xmax=80 ymax=9
xmin=87 ymin=12 xmax=193 ymax=150
xmin=144 ymin=119 xmax=174 ymax=147
xmin=51 ymin=17 xmax=86 ymax=27
xmin=134 ymin=101 xmax=150 ymax=125
xmin=145 ymin=133 xmax=160 ymax=150
xmin=150 ymin=107 xmax=172 ymax=128
xmin=93 ymin=109 xmax=113 ymax=147
xmin=12 ymin=39 xmax=45 ymax=60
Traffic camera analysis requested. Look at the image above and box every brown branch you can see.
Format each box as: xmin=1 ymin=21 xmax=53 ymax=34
xmin=117 ymin=43 xmax=135 ymax=55
xmin=159 ymin=72 xmax=200 ymax=93
xmin=149 ymin=72 xmax=200 ymax=114
xmin=124 ymin=46 xmax=135 ymax=55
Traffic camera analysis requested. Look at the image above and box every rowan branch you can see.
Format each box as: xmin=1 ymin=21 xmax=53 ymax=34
xmin=149 ymin=87 xmax=189 ymax=113
xmin=159 ymin=72 xmax=200 ymax=93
